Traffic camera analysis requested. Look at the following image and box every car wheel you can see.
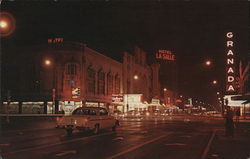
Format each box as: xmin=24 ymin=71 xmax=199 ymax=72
xmin=66 ymin=128 xmax=73 ymax=136
xmin=93 ymin=124 xmax=99 ymax=134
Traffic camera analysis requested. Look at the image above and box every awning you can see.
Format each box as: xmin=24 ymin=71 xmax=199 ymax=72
xmin=231 ymin=95 xmax=250 ymax=100
xmin=242 ymin=100 xmax=250 ymax=104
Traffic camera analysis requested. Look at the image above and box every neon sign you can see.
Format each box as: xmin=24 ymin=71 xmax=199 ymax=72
xmin=225 ymin=32 xmax=236 ymax=93
xmin=48 ymin=38 xmax=64 ymax=43
xmin=156 ymin=50 xmax=175 ymax=61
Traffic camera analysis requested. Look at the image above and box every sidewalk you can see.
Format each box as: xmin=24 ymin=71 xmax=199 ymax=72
xmin=207 ymin=122 xmax=250 ymax=159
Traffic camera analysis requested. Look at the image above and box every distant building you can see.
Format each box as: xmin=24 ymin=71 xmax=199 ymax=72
xmin=1 ymin=42 xmax=160 ymax=114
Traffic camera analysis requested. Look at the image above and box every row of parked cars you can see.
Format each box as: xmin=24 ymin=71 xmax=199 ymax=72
xmin=56 ymin=107 xmax=119 ymax=136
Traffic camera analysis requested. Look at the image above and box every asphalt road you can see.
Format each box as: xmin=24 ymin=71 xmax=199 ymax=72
xmin=0 ymin=115 xmax=248 ymax=159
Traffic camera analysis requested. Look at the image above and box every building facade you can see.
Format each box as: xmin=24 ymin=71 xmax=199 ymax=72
xmin=1 ymin=42 xmax=160 ymax=114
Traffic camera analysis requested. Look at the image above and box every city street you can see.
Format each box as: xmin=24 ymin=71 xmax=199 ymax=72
xmin=1 ymin=115 xmax=250 ymax=159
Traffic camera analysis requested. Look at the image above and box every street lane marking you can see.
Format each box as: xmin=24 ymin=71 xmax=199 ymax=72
xmin=0 ymin=143 xmax=10 ymax=146
xmin=201 ymin=130 xmax=217 ymax=159
xmin=106 ymin=132 xmax=172 ymax=159
xmin=211 ymin=154 xmax=219 ymax=157
xmin=55 ymin=150 xmax=77 ymax=157
xmin=4 ymin=132 xmax=114 ymax=155
xmin=112 ymin=137 xmax=124 ymax=141
xmin=165 ymin=143 xmax=187 ymax=146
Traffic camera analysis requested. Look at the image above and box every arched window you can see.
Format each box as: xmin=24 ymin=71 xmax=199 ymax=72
xmin=87 ymin=67 xmax=95 ymax=94
xmin=98 ymin=71 xmax=105 ymax=95
xmin=107 ymin=73 xmax=113 ymax=95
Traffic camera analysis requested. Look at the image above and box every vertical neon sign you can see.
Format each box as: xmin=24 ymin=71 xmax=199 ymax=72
xmin=225 ymin=32 xmax=236 ymax=93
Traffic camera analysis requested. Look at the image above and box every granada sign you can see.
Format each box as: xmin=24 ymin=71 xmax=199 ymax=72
xmin=225 ymin=32 xmax=236 ymax=93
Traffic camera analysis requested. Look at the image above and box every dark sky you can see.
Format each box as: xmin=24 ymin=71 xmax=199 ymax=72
xmin=1 ymin=0 xmax=249 ymax=106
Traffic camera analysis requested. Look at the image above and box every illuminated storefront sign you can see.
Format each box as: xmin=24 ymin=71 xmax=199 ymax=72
xmin=225 ymin=32 xmax=236 ymax=93
xmin=156 ymin=50 xmax=175 ymax=61
xmin=112 ymin=94 xmax=124 ymax=103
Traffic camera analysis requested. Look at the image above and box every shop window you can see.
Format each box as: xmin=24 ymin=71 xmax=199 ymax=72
xmin=87 ymin=68 xmax=96 ymax=94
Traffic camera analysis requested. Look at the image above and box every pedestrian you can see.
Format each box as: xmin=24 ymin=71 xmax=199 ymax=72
xmin=225 ymin=106 xmax=234 ymax=137
xmin=235 ymin=108 xmax=240 ymax=124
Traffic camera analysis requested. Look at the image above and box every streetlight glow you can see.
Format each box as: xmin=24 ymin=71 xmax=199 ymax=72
xmin=205 ymin=60 xmax=211 ymax=66
xmin=45 ymin=59 xmax=51 ymax=65
xmin=134 ymin=75 xmax=138 ymax=80
xmin=163 ymin=88 xmax=167 ymax=92
xmin=212 ymin=80 xmax=217 ymax=85
xmin=0 ymin=20 xmax=8 ymax=29
xmin=0 ymin=12 xmax=16 ymax=37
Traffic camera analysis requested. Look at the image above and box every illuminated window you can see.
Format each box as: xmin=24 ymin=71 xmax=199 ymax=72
xmin=98 ymin=71 xmax=105 ymax=95
xmin=87 ymin=68 xmax=95 ymax=94
xmin=67 ymin=63 xmax=76 ymax=75
xmin=107 ymin=73 xmax=113 ymax=95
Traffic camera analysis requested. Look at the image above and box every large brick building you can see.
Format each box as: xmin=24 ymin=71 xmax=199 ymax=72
xmin=1 ymin=41 xmax=160 ymax=114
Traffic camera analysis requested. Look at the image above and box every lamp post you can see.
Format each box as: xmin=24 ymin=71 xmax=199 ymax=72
xmin=163 ymin=88 xmax=167 ymax=105
xmin=44 ymin=58 xmax=57 ymax=114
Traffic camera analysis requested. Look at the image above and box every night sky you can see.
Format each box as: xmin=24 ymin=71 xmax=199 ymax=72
xmin=1 ymin=0 xmax=249 ymax=106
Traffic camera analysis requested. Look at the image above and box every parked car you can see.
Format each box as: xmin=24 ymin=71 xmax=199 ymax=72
xmin=56 ymin=107 xmax=119 ymax=136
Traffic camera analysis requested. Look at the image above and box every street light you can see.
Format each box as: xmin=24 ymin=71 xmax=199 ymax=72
xmin=0 ymin=12 xmax=16 ymax=37
xmin=216 ymin=92 xmax=220 ymax=95
xmin=133 ymin=75 xmax=138 ymax=80
xmin=44 ymin=58 xmax=56 ymax=114
xmin=44 ymin=59 xmax=52 ymax=66
xmin=205 ymin=60 xmax=211 ymax=66
xmin=212 ymin=80 xmax=217 ymax=85
xmin=163 ymin=88 xmax=167 ymax=92
xmin=0 ymin=20 xmax=8 ymax=29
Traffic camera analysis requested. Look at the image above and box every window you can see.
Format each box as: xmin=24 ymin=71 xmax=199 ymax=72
xmin=89 ymin=110 xmax=97 ymax=115
xmin=87 ymin=68 xmax=96 ymax=94
xmin=99 ymin=108 xmax=108 ymax=116
xmin=72 ymin=108 xmax=85 ymax=115
xmin=72 ymin=108 xmax=96 ymax=115
xmin=107 ymin=73 xmax=113 ymax=95
xmin=98 ymin=71 xmax=105 ymax=95
xmin=67 ymin=63 xmax=77 ymax=75
xmin=115 ymin=75 xmax=120 ymax=94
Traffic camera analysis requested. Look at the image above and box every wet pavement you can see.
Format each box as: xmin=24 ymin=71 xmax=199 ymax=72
xmin=0 ymin=115 xmax=249 ymax=159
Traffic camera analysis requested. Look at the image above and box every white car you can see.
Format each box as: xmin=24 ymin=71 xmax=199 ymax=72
xmin=57 ymin=107 xmax=119 ymax=136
